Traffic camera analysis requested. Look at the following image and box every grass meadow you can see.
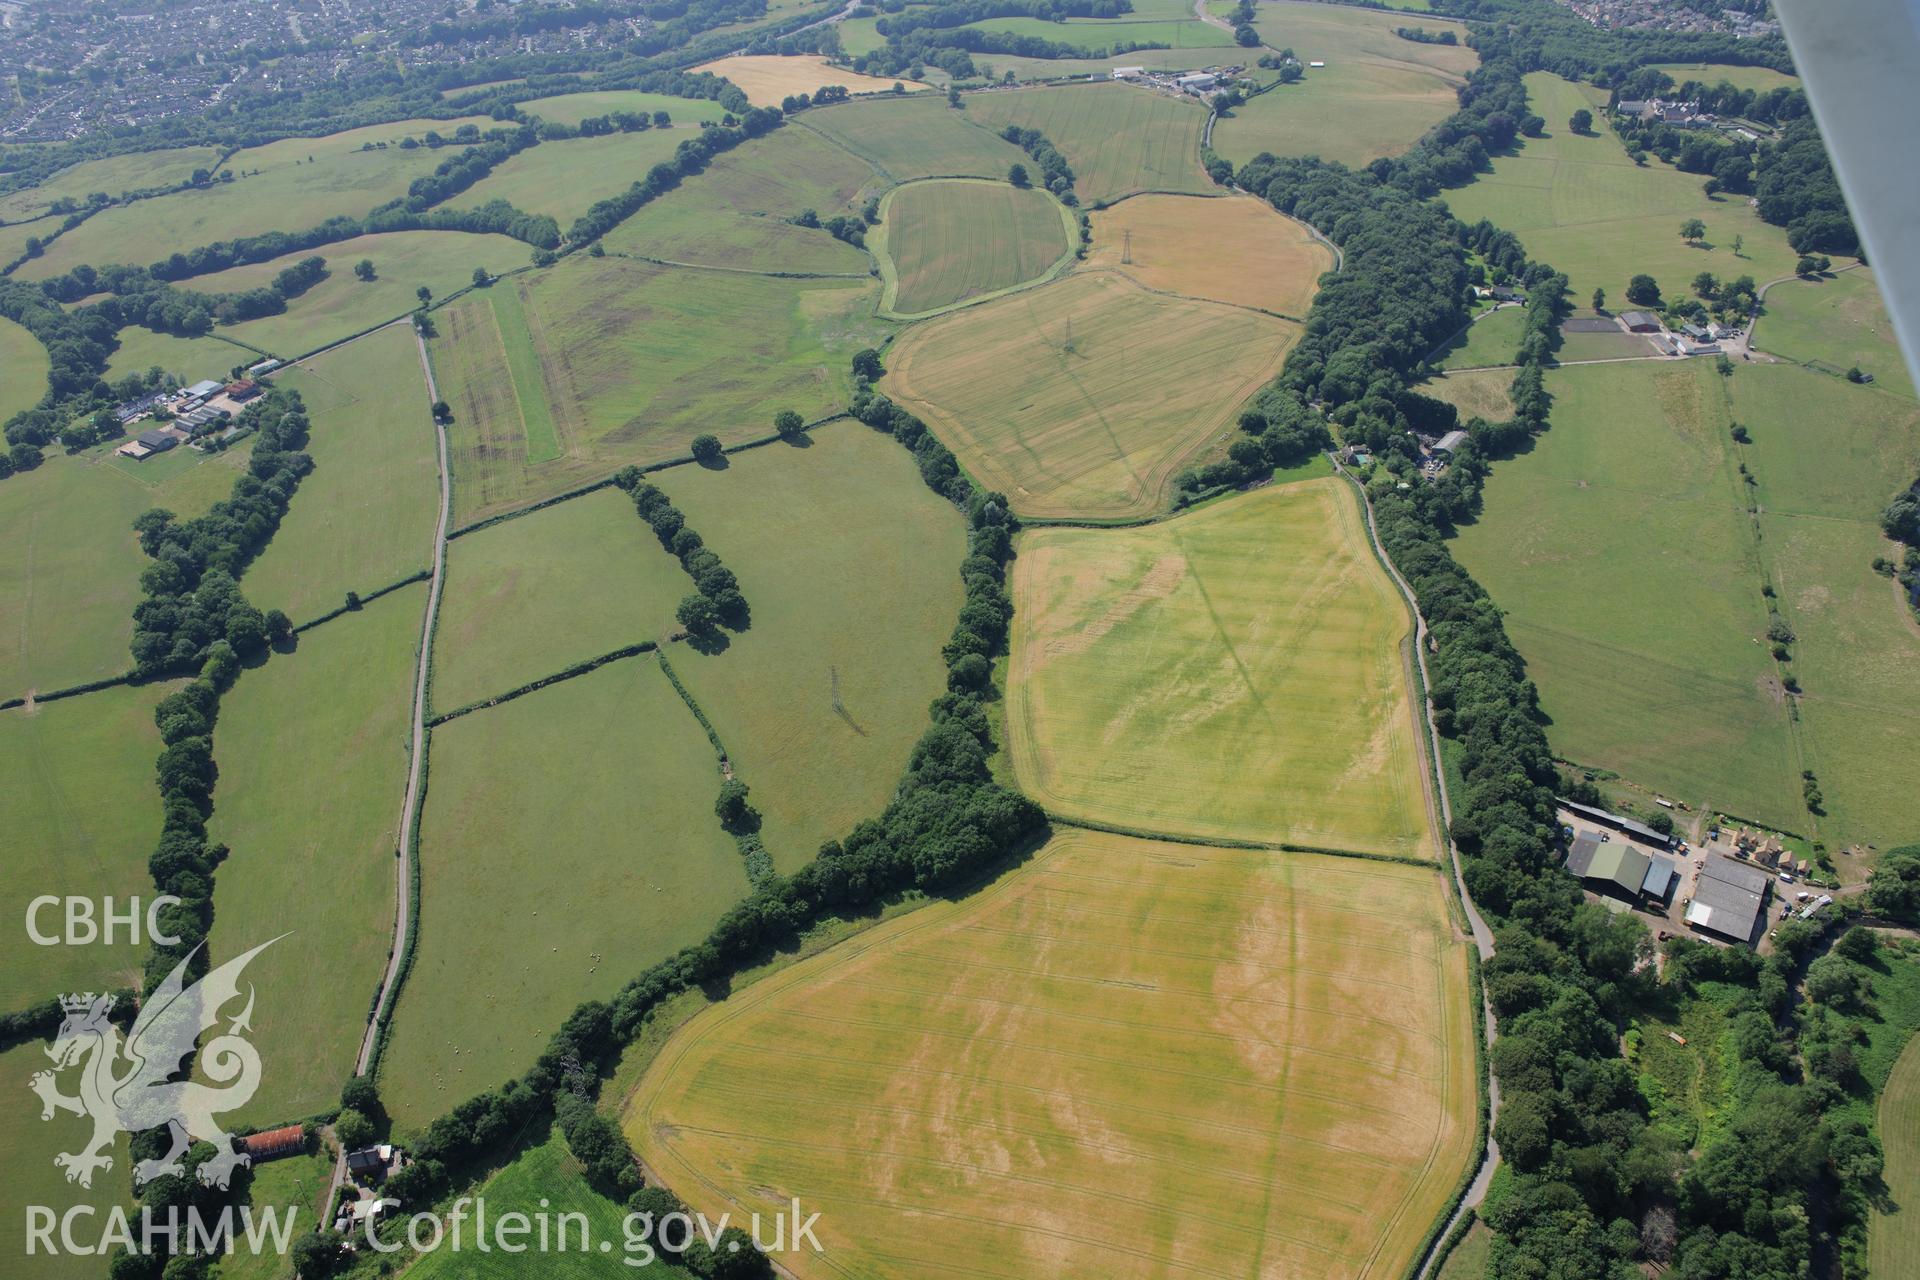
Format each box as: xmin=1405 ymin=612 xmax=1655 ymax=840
xmin=1872 ymin=1038 xmax=1920 ymax=1277
xmin=1008 ymin=479 xmax=1438 ymax=857
xmin=0 ymin=315 xmax=48 ymax=422
xmin=1449 ymin=359 xmax=1806 ymax=830
xmin=692 ymin=55 xmax=926 ymax=106
xmin=1437 ymin=1221 xmax=1493 ymax=1280
xmin=380 ymin=656 xmax=748 ymax=1130
xmin=1084 ymin=192 xmax=1332 ymax=315
xmin=210 ymin=1144 xmax=333 ymax=1280
xmin=658 ymin=421 xmax=965 ymax=868
xmin=959 ymin=14 xmax=1232 ymax=50
xmin=0 ymin=1040 xmax=136 ymax=1280
xmin=877 ymin=179 xmax=1069 ymax=315
xmin=1435 ymin=305 xmax=1526 ymax=369
xmin=0 ymin=681 xmax=178 ymax=1008
xmin=104 ymin=326 xmax=260 ymax=383
xmin=1442 ymin=73 xmax=1805 ymax=307
xmin=800 ymin=95 xmax=1032 ymax=181
xmin=1648 ymin=62 xmax=1800 ymax=94
xmin=599 ymin=126 xmax=875 ymax=274
xmin=454 ymin=129 xmax=694 ymax=225
xmin=208 ymin=584 xmax=424 ymax=1126
xmin=484 ymin=282 xmax=562 ymax=462
xmin=965 ymin=82 xmax=1212 ymax=205
xmin=193 ymin=230 xmax=530 ymax=357
xmin=1211 ymin=1 xmax=1478 ymax=169
xmin=1755 ymin=269 xmax=1914 ymax=400
xmin=883 ymin=269 xmax=1295 ymax=519
xmin=242 ymin=326 xmax=438 ymax=622
xmin=628 ymin=828 xmax=1476 ymax=1280
xmin=14 ymin=117 xmax=496 ymax=280
xmin=1420 ymin=367 xmax=1516 ymax=423
xmin=963 ymin=46 xmax=1238 ymax=80
xmin=516 ymin=88 xmax=728 ymax=128
xmin=0 ymin=145 xmax=224 ymax=222
xmin=0 ymin=446 xmax=251 ymax=697
xmin=431 ymin=487 xmax=688 ymax=711
xmin=405 ymin=1131 xmax=692 ymax=1278
xmin=437 ymin=258 xmax=879 ymax=523
xmin=1731 ymin=364 xmax=1920 ymax=857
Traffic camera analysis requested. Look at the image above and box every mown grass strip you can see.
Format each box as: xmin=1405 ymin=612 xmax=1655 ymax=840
xmin=485 ymin=283 xmax=562 ymax=463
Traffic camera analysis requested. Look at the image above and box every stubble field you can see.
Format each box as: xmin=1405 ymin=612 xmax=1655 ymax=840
xmin=1007 ymin=479 xmax=1437 ymax=858
xmin=692 ymin=55 xmax=927 ymax=106
xmin=1084 ymin=193 xmax=1332 ymax=314
xmin=883 ymin=269 xmax=1296 ymax=520
xmin=628 ymin=827 xmax=1475 ymax=1280
xmin=876 ymin=179 xmax=1070 ymax=315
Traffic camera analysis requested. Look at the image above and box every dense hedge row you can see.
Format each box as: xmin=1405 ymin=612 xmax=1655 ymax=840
xmin=611 ymin=467 xmax=751 ymax=637
xmin=999 ymin=125 xmax=1077 ymax=204
xmin=563 ymin=107 xmax=784 ymax=246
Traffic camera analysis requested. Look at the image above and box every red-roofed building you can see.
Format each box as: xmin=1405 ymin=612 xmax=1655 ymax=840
xmin=239 ymin=1124 xmax=307 ymax=1163
xmin=224 ymin=379 xmax=262 ymax=401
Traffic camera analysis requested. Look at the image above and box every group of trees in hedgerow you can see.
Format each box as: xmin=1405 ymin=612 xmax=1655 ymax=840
xmin=130 ymin=389 xmax=310 ymax=678
xmin=999 ymin=125 xmax=1076 ymax=204
xmin=611 ymin=468 xmax=749 ymax=640
xmin=564 ymin=106 xmax=782 ymax=246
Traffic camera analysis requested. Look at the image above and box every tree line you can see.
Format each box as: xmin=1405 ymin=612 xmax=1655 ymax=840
xmin=563 ymin=106 xmax=783 ymax=247
xmin=610 ymin=467 xmax=751 ymax=638
xmin=999 ymin=125 xmax=1077 ymax=204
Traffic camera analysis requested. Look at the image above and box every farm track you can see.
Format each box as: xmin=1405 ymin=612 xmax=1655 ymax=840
xmin=353 ymin=323 xmax=450 ymax=1077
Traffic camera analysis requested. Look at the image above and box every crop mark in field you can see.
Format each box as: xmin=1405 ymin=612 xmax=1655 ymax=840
xmin=1042 ymin=552 xmax=1185 ymax=660
xmin=828 ymin=664 xmax=866 ymax=736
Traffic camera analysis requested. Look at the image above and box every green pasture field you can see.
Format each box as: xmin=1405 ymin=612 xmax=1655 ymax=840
xmin=961 ymin=46 xmax=1241 ymax=80
xmin=104 ymin=326 xmax=260 ymax=383
xmin=1443 ymin=73 xmax=1804 ymax=307
xmin=406 ymin=1132 xmax=690 ymax=1278
xmin=1554 ymin=326 xmax=1660 ymax=362
xmin=437 ymin=258 xmax=880 ymax=524
xmin=883 ymin=269 xmax=1295 ymax=520
xmin=1420 ymin=367 xmax=1516 ymax=423
xmin=628 ymin=828 xmax=1475 ymax=1280
xmin=875 ymin=178 xmax=1070 ymax=314
xmin=0 ymin=144 xmax=224 ymax=222
xmin=0 ymin=681 xmax=178 ymax=1008
xmin=0 ymin=315 xmax=48 ymax=421
xmin=1731 ymin=364 xmax=1920 ymax=857
xmin=960 ymin=15 xmax=1233 ymax=49
xmin=1450 ymin=359 xmax=1806 ymax=831
xmin=429 ymin=294 xmax=528 ymax=520
xmin=208 ymin=584 xmax=424 ymax=1126
xmin=800 ymin=95 xmax=1032 ymax=181
xmin=454 ymin=129 xmax=693 ymax=225
xmin=0 ymin=218 xmax=43 ymax=267
xmin=835 ymin=15 xmax=887 ymax=55
xmin=0 ymin=446 xmax=251 ymax=697
xmin=1755 ymin=269 xmax=1914 ymax=400
xmin=1437 ymin=1221 xmax=1492 ymax=1280
xmin=431 ymin=487 xmax=687 ymax=711
xmin=1211 ymin=1 xmax=1478 ymax=169
xmin=13 ymin=116 xmax=496 ymax=280
xmin=211 ymin=1146 xmax=333 ymax=1280
xmin=1435 ymin=304 xmax=1525 ymax=368
xmin=658 ymin=420 xmax=965 ymax=868
xmin=484 ymin=281 xmax=562 ymax=462
xmin=380 ymin=656 xmax=748 ymax=1130
xmin=516 ymin=88 xmax=728 ymax=128
xmin=1008 ymin=479 xmax=1438 ymax=857
xmin=190 ymin=229 xmax=530 ymax=357
xmin=0 ymin=1040 xmax=136 ymax=1280
xmin=242 ymin=325 xmax=438 ymax=623
xmin=1649 ymin=62 xmax=1800 ymax=94
xmin=1874 ymin=1036 xmax=1920 ymax=1276
xmin=964 ymin=82 xmax=1212 ymax=205
xmin=600 ymin=125 xmax=875 ymax=273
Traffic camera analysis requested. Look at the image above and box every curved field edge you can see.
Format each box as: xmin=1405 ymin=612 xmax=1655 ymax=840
xmin=625 ymin=828 xmax=1478 ymax=1280
xmin=881 ymin=269 xmax=1298 ymax=521
xmin=868 ymin=177 xmax=1081 ymax=320
xmin=1003 ymin=479 xmax=1440 ymax=859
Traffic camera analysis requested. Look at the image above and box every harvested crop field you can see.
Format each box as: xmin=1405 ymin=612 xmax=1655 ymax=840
xmin=1007 ymin=480 xmax=1437 ymax=857
xmin=877 ymin=178 xmax=1070 ymax=315
xmin=628 ymin=827 xmax=1476 ymax=1280
xmin=693 ymin=55 xmax=926 ymax=107
xmin=883 ymin=269 xmax=1296 ymax=520
xmin=1085 ymin=193 xmax=1331 ymax=314
xmin=965 ymin=82 xmax=1212 ymax=205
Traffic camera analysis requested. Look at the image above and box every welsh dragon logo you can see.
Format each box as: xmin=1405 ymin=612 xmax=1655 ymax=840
xmin=30 ymin=938 xmax=282 ymax=1191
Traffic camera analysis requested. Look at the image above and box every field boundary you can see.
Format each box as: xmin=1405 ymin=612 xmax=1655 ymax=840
xmin=867 ymin=176 xmax=1081 ymax=321
xmin=425 ymin=641 xmax=658 ymax=727
xmin=1043 ymin=811 xmax=1439 ymax=868
xmin=600 ymin=248 xmax=870 ymax=281
xmin=292 ymin=568 xmax=433 ymax=634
